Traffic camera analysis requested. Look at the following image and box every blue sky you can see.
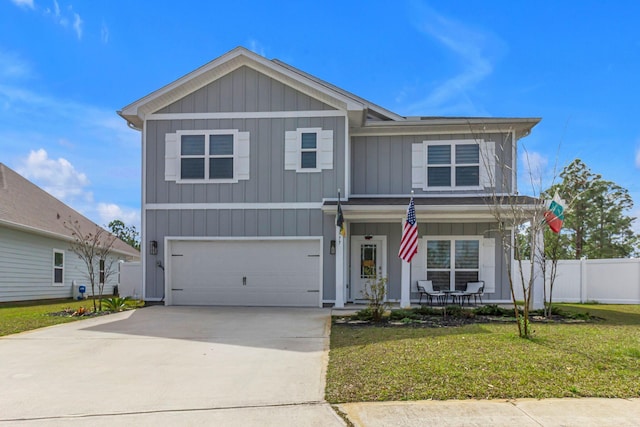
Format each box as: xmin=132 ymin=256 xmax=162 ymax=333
xmin=2 ymin=0 xmax=639 ymax=232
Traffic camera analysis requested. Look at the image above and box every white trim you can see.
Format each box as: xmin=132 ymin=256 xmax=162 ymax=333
xmin=141 ymin=120 xmax=147 ymax=301
xmin=52 ymin=248 xmax=65 ymax=287
xmin=148 ymin=110 xmax=346 ymax=120
xmin=164 ymin=236 xmax=323 ymax=307
xmin=511 ymin=130 xmax=517 ymax=193
xmin=344 ymin=115 xmax=350 ymax=198
xmin=146 ymin=202 xmax=322 ymax=210
xmin=347 ymin=192 xmax=511 ymax=198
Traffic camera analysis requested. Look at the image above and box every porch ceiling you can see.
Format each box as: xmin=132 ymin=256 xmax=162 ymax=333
xmin=322 ymin=196 xmax=539 ymax=222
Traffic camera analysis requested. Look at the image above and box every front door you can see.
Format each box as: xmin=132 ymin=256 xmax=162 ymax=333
xmin=350 ymin=236 xmax=387 ymax=302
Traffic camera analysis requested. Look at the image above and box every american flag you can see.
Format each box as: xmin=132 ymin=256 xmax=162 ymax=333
xmin=398 ymin=197 xmax=418 ymax=263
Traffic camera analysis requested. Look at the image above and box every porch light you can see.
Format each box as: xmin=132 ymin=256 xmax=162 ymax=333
xmin=330 ymin=240 xmax=336 ymax=255
xmin=149 ymin=240 xmax=158 ymax=255
xmin=364 ymin=234 xmax=373 ymax=240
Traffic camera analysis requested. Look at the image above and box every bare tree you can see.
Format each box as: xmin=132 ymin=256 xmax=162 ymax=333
xmin=477 ymin=129 xmax=550 ymax=338
xmin=63 ymin=218 xmax=119 ymax=311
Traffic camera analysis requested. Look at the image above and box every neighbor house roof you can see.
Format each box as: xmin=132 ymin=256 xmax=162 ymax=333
xmin=0 ymin=163 xmax=140 ymax=258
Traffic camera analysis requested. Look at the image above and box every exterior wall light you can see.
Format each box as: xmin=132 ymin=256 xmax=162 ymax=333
xmin=149 ymin=240 xmax=158 ymax=255
xmin=330 ymin=240 xmax=336 ymax=255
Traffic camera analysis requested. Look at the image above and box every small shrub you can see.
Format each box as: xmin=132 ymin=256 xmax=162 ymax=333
xmin=444 ymin=305 xmax=464 ymax=317
xmin=473 ymin=304 xmax=513 ymax=317
xmin=352 ymin=308 xmax=375 ymax=321
xmin=389 ymin=309 xmax=419 ymax=321
xmin=414 ymin=305 xmax=441 ymax=316
xmin=399 ymin=317 xmax=415 ymax=324
xmin=361 ymin=272 xmax=389 ymax=322
xmin=102 ymin=296 xmax=131 ymax=312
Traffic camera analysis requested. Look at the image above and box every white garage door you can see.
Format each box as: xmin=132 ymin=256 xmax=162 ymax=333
xmin=168 ymin=239 xmax=321 ymax=307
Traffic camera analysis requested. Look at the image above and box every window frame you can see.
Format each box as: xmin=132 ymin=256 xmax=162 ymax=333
xmin=424 ymin=140 xmax=481 ymax=190
xmin=295 ymin=128 xmax=321 ymax=173
xmin=52 ymin=249 xmax=64 ymax=287
xmin=177 ymin=129 xmax=238 ymax=183
xmin=424 ymin=236 xmax=481 ymax=291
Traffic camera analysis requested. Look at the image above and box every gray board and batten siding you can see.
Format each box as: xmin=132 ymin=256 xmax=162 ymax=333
xmin=146 ymin=116 xmax=345 ymax=204
xmin=351 ymin=132 xmax=513 ymax=195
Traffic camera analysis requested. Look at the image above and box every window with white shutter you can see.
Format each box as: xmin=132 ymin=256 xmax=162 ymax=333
xmin=164 ymin=129 xmax=250 ymax=183
xmin=284 ymin=128 xmax=333 ymax=173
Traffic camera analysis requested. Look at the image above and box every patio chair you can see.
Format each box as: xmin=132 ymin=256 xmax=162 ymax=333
xmin=417 ymin=280 xmax=445 ymax=306
xmin=451 ymin=281 xmax=484 ymax=306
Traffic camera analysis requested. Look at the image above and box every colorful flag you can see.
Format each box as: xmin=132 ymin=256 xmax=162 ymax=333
xmin=399 ymin=197 xmax=418 ymax=262
xmin=544 ymin=191 xmax=566 ymax=233
xmin=336 ymin=194 xmax=346 ymax=237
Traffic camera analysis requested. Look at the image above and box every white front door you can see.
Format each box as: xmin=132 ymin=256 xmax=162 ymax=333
xmin=350 ymin=236 xmax=387 ymax=302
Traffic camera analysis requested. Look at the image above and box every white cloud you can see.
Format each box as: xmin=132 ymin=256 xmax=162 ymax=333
xmin=407 ymin=4 xmax=505 ymax=115
xmin=53 ymin=0 xmax=60 ymax=16
xmin=17 ymin=149 xmax=92 ymax=202
xmin=0 ymin=49 xmax=33 ymax=80
xmin=635 ymin=145 xmax=640 ymax=169
xmin=97 ymin=203 xmax=140 ymax=230
xmin=72 ymin=12 xmax=82 ymax=39
xmin=101 ymin=22 xmax=109 ymax=44
xmin=518 ymin=150 xmax=550 ymax=193
xmin=11 ymin=0 xmax=34 ymax=9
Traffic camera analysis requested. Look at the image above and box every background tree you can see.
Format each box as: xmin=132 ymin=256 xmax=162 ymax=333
xmin=108 ymin=219 xmax=140 ymax=250
xmin=548 ymin=159 xmax=639 ymax=259
xmin=64 ymin=219 xmax=119 ymax=311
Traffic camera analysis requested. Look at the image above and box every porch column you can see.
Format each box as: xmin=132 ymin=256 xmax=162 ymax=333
xmin=531 ymin=227 xmax=545 ymax=310
xmin=400 ymin=217 xmax=411 ymax=308
xmin=334 ymin=228 xmax=345 ymax=308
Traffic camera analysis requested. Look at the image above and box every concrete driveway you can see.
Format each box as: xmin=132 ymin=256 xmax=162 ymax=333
xmin=0 ymin=306 xmax=344 ymax=426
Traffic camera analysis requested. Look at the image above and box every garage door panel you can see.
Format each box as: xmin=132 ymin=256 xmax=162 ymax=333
xmin=169 ymin=240 xmax=321 ymax=307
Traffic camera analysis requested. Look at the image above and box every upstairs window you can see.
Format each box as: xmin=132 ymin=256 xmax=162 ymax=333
xmin=285 ymin=128 xmax=333 ymax=173
xmin=427 ymin=143 xmax=479 ymax=187
xmin=412 ymin=139 xmax=495 ymax=191
xmin=164 ymin=129 xmax=250 ymax=183
xmin=300 ymin=132 xmax=318 ymax=169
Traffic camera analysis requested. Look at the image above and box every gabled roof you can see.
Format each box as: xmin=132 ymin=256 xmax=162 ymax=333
xmin=119 ymin=46 xmax=387 ymax=129
xmin=0 ymin=163 xmax=140 ymax=258
xmin=118 ymin=46 xmax=540 ymax=138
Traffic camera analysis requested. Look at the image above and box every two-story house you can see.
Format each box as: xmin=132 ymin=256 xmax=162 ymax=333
xmin=118 ymin=47 xmax=540 ymax=308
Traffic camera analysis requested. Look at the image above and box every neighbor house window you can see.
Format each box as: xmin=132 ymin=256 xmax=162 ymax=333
xmin=99 ymin=259 xmax=105 ymax=284
xmin=426 ymin=238 xmax=479 ymax=291
xmin=164 ymin=129 xmax=250 ymax=183
xmin=53 ymin=249 xmax=64 ymax=286
xmin=426 ymin=143 xmax=479 ymax=188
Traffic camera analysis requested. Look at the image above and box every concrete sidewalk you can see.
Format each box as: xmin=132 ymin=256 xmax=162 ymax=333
xmin=339 ymin=398 xmax=640 ymax=427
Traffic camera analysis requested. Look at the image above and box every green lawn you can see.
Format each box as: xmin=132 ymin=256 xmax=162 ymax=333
xmin=0 ymin=298 xmax=139 ymax=337
xmin=326 ymin=304 xmax=640 ymax=403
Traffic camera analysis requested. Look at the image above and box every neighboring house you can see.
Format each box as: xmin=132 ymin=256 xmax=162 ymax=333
xmin=0 ymin=163 xmax=140 ymax=302
xmin=118 ymin=47 xmax=540 ymax=308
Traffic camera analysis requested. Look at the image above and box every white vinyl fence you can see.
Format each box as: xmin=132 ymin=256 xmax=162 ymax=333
xmin=118 ymin=261 xmax=143 ymax=299
xmin=515 ymin=258 xmax=640 ymax=304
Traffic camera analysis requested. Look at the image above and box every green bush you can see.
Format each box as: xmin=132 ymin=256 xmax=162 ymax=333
xmin=102 ymin=296 xmax=131 ymax=312
xmin=473 ymin=304 xmax=514 ymax=317
xmin=414 ymin=305 xmax=441 ymax=316
xmin=352 ymin=308 xmax=375 ymax=321
xmin=389 ymin=309 xmax=420 ymax=321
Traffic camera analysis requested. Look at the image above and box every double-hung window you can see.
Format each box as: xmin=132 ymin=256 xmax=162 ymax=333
xmin=284 ymin=127 xmax=333 ymax=173
xmin=412 ymin=139 xmax=494 ymax=191
xmin=180 ymin=131 xmax=235 ymax=181
xmin=426 ymin=142 xmax=479 ymax=188
xmin=53 ymin=249 xmax=64 ymax=286
xmin=164 ymin=129 xmax=250 ymax=184
xmin=300 ymin=132 xmax=318 ymax=170
xmin=426 ymin=238 xmax=480 ymax=291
